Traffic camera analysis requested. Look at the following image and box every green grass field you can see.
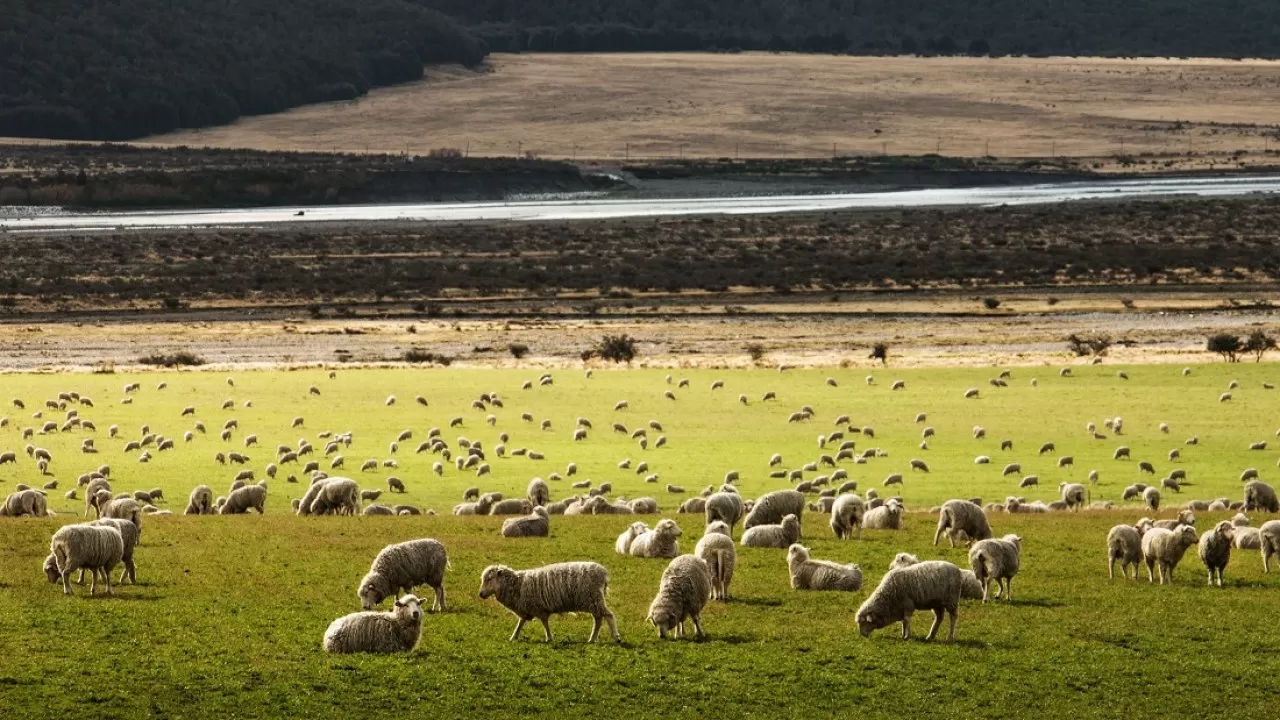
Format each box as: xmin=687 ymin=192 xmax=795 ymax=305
xmin=2 ymin=364 xmax=1280 ymax=719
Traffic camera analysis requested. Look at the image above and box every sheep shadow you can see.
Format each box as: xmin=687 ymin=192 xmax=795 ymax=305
xmin=726 ymin=596 xmax=784 ymax=608
xmin=999 ymin=597 xmax=1067 ymax=609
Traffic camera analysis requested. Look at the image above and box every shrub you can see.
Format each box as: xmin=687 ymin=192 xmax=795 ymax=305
xmin=1243 ymin=330 xmax=1276 ymax=362
xmin=869 ymin=343 xmax=889 ymax=365
xmin=403 ymin=348 xmax=452 ymax=365
xmin=588 ymin=334 xmax=638 ymax=364
xmin=137 ymin=351 xmax=205 ymax=367
xmin=509 ymin=343 xmax=530 ymax=359
xmin=1207 ymin=334 xmax=1243 ymax=363
xmin=744 ymin=343 xmax=766 ymax=363
xmin=1066 ymin=334 xmax=1112 ymax=357
xmin=982 ymin=297 xmax=1001 ymax=310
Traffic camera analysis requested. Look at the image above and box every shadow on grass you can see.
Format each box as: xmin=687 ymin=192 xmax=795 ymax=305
xmin=1004 ymin=597 xmax=1068 ymax=608
xmin=727 ymin=596 xmax=784 ymax=607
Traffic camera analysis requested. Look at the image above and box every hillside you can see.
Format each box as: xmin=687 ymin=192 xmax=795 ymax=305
xmin=0 ymin=0 xmax=487 ymax=141
xmin=425 ymin=0 xmax=1280 ymax=58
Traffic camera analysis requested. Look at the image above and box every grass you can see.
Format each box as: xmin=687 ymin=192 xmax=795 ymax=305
xmin=2 ymin=363 xmax=1280 ymax=718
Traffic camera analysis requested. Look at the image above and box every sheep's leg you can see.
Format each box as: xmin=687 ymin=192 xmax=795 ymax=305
xmin=900 ymin=615 xmax=912 ymax=640
xmin=434 ymin=584 xmax=446 ymax=612
xmin=924 ymin=609 xmax=944 ymax=641
xmin=980 ymin=578 xmax=990 ymax=603
xmin=88 ymin=567 xmax=98 ymax=595
xmin=539 ymin=617 xmax=553 ymax=643
xmin=605 ymin=611 xmax=622 ymax=643
xmin=76 ymin=567 xmax=86 ymax=585
xmin=1004 ymin=578 xmax=1012 ymax=602
xmin=945 ymin=607 xmax=957 ymax=641
xmin=61 ymin=568 xmax=74 ymax=596
xmin=932 ymin=522 xmax=945 ymax=546
xmin=102 ymin=566 xmax=114 ymax=596
xmin=1108 ymin=556 xmax=1115 ymax=581
xmin=691 ymin=613 xmax=706 ymax=640
xmin=1146 ymin=560 xmax=1155 ymax=583
xmin=509 ymin=618 xmax=527 ymax=641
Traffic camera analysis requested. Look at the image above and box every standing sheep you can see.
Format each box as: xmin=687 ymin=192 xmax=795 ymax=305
xmin=323 ymin=594 xmax=424 ymax=654
xmin=527 ymin=478 xmax=550 ymax=508
xmin=932 ymin=499 xmax=993 ymax=547
xmin=704 ymin=491 xmax=745 ymax=534
xmin=742 ymin=489 xmax=804 ymax=532
xmin=478 ymin=562 xmax=620 ymax=643
xmin=1261 ymin=520 xmax=1280 ymax=572
xmin=1198 ymin=521 xmax=1235 ymax=586
xmin=47 ymin=523 xmax=124 ymax=596
xmin=1141 ymin=525 xmax=1199 ymax=584
xmin=968 ymin=534 xmax=1022 ymax=602
xmin=1106 ymin=524 xmax=1144 ymax=581
xmin=856 ymin=561 xmax=963 ymax=641
xmin=502 ymin=507 xmax=551 ymax=538
xmin=740 ymin=514 xmax=801 ymax=548
xmin=1244 ymin=481 xmax=1280 ymax=513
xmin=220 ymin=484 xmax=267 ymax=514
xmin=1143 ymin=486 xmax=1161 ymax=512
xmin=646 ymin=555 xmax=713 ymax=639
xmin=862 ymin=501 xmax=904 ymax=530
xmin=694 ymin=521 xmax=736 ymax=601
xmin=357 ymin=538 xmax=449 ymax=611
xmin=787 ymin=544 xmax=862 ymax=591
xmin=829 ymin=493 xmax=865 ymax=540
xmin=1059 ymin=482 xmax=1087 ymax=511
xmin=630 ymin=519 xmax=682 ymax=558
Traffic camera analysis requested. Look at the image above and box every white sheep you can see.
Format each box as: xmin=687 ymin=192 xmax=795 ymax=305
xmin=478 ymin=562 xmax=620 ymax=643
xmin=694 ymin=521 xmax=736 ymax=601
xmin=47 ymin=523 xmax=124 ymax=596
xmin=787 ymin=544 xmax=862 ymax=591
xmin=502 ymin=507 xmax=550 ymax=538
xmin=862 ymin=501 xmax=904 ymax=530
xmin=829 ymin=493 xmax=865 ymax=540
xmin=220 ymin=484 xmax=266 ymax=514
xmin=968 ymin=534 xmax=1022 ymax=602
xmin=740 ymin=514 xmax=800 ymax=548
xmin=630 ymin=518 xmax=682 ymax=558
xmin=1198 ymin=521 xmax=1235 ymax=586
xmin=646 ymin=555 xmax=713 ymax=639
xmin=1141 ymin=525 xmax=1199 ymax=584
xmin=615 ymin=521 xmax=651 ymax=555
xmin=933 ymin=499 xmax=992 ymax=547
xmin=1106 ymin=524 xmax=1144 ymax=580
xmin=856 ymin=561 xmax=963 ymax=641
xmin=1261 ymin=520 xmax=1280 ymax=572
xmin=704 ymin=491 xmax=745 ymax=533
xmin=742 ymin=489 xmax=804 ymax=531
xmin=358 ymin=538 xmax=449 ymax=611
xmin=323 ymin=594 xmax=423 ymax=654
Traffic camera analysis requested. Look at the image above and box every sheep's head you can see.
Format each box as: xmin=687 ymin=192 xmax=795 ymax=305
xmin=1177 ymin=510 xmax=1196 ymax=526
xmin=657 ymin=519 xmax=681 ymax=537
xmin=948 ymin=528 xmax=973 ymax=547
xmin=1214 ymin=521 xmax=1236 ymax=540
xmin=479 ymin=565 xmax=515 ymax=599
xmin=1233 ymin=513 xmax=1250 ymax=527
xmin=856 ymin=608 xmax=883 ymax=638
xmin=1176 ymin=525 xmax=1199 ymax=545
xmin=1003 ymin=534 xmax=1023 ymax=548
xmin=704 ymin=521 xmax=731 ymax=537
xmin=889 ymin=552 xmax=919 ymax=571
xmin=394 ymin=594 xmax=422 ymax=623
xmin=533 ymin=507 xmax=549 ymax=519
xmin=358 ymin=572 xmax=390 ymax=610
xmin=42 ymin=554 xmax=60 ymax=583
xmin=781 ymin=514 xmax=801 ymax=536
xmin=786 ymin=544 xmax=809 ymax=565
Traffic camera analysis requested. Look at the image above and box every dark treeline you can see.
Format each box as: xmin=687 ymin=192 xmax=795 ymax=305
xmin=423 ymin=0 xmax=1280 ymax=58
xmin=0 ymin=0 xmax=488 ymax=140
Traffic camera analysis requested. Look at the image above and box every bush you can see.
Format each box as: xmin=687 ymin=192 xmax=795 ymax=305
xmin=403 ymin=348 xmax=452 ymax=365
xmin=744 ymin=343 xmax=766 ymax=363
xmin=868 ymin=342 xmax=889 ymax=365
xmin=1066 ymin=334 xmax=1112 ymax=357
xmin=982 ymin=297 xmax=1001 ymax=310
xmin=137 ymin=351 xmax=205 ymax=367
xmin=509 ymin=343 xmax=530 ymax=359
xmin=1207 ymin=334 xmax=1243 ymax=363
xmin=588 ymin=334 xmax=638 ymax=364
xmin=1243 ymin=330 xmax=1276 ymax=362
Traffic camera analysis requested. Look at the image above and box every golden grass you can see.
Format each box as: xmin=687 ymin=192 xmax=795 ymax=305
xmin=150 ymin=53 xmax=1280 ymax=168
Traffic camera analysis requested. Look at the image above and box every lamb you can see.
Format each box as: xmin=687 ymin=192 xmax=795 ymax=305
xmin=787 ymin=544 xmax=862 ymax=591
xmin=616 ymin=521 xmax=651 ymax=555
xmin=220 ymin=483 xmax=267 ymax=514
xmin=527 ymin=478 xmax=550 ymax=508
xmin=358 ymin=538 xmax=449 ymax=611
xmin=47 ymin=523 xmax=124 ymax=596
xmin=830 ymin=493 xmax=865 ymax=540
xmin=862 ymin=501 xmax=904 ymax=530
xmin=1059 ymin=482 xmax=1087 ymax=511
xmin=630 ymin=518 xmax=682 ymax=558
xmin=740 ymin=513 xmax=801 ymax=548
xmin=323 ymin=594 xmax=424 ymax=654
xmin=502 ymin=507 xmax=551 ymax=538
xmin=1261 ymin=520 xmax=1280 ymax=572
xmin=646 ymin=555 xmax=713 ymax=639
xmin=704 ymin=491 xmax=745 ymax=533
xmin=742 ymin=489 xmax=804 ymax=531
xmin=1141 ymin=525 xmax=1199 ymax=584
xmin=1198 ymin=521 xmax=1235 ymax=586
xmin=933 ymin=499 xmax=993 ymax=547
xmin=1243 ymin=481 xmax=1280 ymax=513
xmin=478 ymin=562 xmax=620 ymax=643
xmin=968 ymin=534 xmax=1022 ymax=602
xmin=856 ymin=561 xmax=963 ymax=641
xmin=695 ymin=521 xmax=736 ymax=601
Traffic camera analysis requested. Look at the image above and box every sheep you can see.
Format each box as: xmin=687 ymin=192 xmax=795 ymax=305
xmin=1198 ymin=521 xmax=1235 ymax=586
xmin=220 ymin=483 xmax=267 ymax=514
xmin=490 ymin=499 xmax=533 ymax=516
xmin=787 ymin=544 xmax=862 ymax=591
xmin=646 ymin=555 xmax=713 ymax=639
xmin=863 ymin=501 xmax=904 ymax=530
xmin=1019 ymin=475 xmax=1039 ymax=489
xmin=963 ymin=388 xmax=979 ymax=399
xmin=968 ymin=534 xmax=1022 ymax=602
xmin=909 ymin=459 xmax=929 ymax=473
xmin=357 ymin=538 xmax=448 ymax=612
xmin=1244 ymin=481 xmax=1280 ymax=512
xmin=740 ymin=514 xmax=801 ymax=548
xmin=1106 ymin=524 xmax=1145 ymax=580
xmin=742 ymin=489 xmax=804 ymax=531
xmin=630 ymin=518 xmax=682 ymax=558
xmin=830 ymin=493 xmax=865 ymax=540
xmin=298 ymin=477 xmax=359 ymax=516
xmin=386 ymin=477 xmax=406 ymax=494
xmin=616 ymin=521 xmax=651 ymax=555
xmin=0 ymin=489 xmax=48 ymax=517
xmin=883 ymin=474 xmax=904 ymax=487
xmin=1143 ymin=486 xmax=1161 ymax=512
xmin=856 ymin=561 xmax=962 ymax=641
xmin=1141 ymin=525 xmax=1200 ymax=584
xmin=323 ymin=594 xmax=424 ymax=654
xmin=47 ymin=523 xmax=124 ymax=596
xmin=1056 ymin=482 xmax=1086 ymax=512
xmin=704 ymin=491 xmax=745 ymax=533
xmin=629 ymin=497 xmax=659 ymax=514
xmin=502 ymin=507 xmax=550 ymax=538
xmin=933 ymin=499 xmax=993 ymax=547
xmin=527 ymin=478 xmax=550 ymax=508
xmin=478 ymin=562 xmax=620 ymax=643
xmin=1002 ymin=463 xmax=1021 ymax=477
xmin=678 ymin=497 xmax=707 ymax=514
xmin=695 ymin=522 xmax=736 ymax=601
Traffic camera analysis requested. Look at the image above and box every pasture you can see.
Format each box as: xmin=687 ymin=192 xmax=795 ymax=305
xmin=2 ymin=364 xmax=1280 ymax=718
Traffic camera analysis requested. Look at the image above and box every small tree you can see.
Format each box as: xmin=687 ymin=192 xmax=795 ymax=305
xmin=1243 ymin=330 xmax=1277 ymax=363
xmin=592 ymin=334 xmax=637 ymax=364
xmin=869 ymin=343 xmax=889 ymax=365
xmin=982 ymin=297 xmax=1001 ymax=310
xmin=508 ymin=343 xmax=530 ymax=360
xmin=744 ymin=343 xmax=766 ymax=363
xmin=1207 ymin=334 xmax=1243 ymax=363
xmin=1067 ymin=334 xmax=1112 ymax=357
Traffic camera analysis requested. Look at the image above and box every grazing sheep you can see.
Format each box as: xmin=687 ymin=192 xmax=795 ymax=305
xmin=0 ymin=489 xmax=48 ymax=517
xmin=527 ymin=478 xmax=550 ymax=508
xmin=323 ymin=594 xmax=424 ymax=654
xmin=968 ymin=535 xmax=1022 ymax=602
xmin=883 ymin=474 xmax=904 ymax=487
xmin=1141 ymin=525 xmax=1199 ymax=584
xmin=963 ymin=388 xmax=979 ymax=399
xmin=695 ymin=522 xmax=736 ymax=601
xmin=1002 ymin=463 xmax=1021 ymax=477
xmin=1240 ymin=468 xmax=1260 ymax=483
xmin=47 ymin=523 xmax=124 ymax=596
xmin=910 ymin=459 xmax=929 ymax=473
xmin=490 ymin=499 xmax=533 ymax=516
xmin=220 ymin=484 xmax=267 ymax=514
xmin=787 ymin=544 xmax=862 ymax=591
xmin=678 ymin=497 xmax=707 ymax=514
xmin=830 ymin=493 xmax=865 ymax=540
xmin=301 ymin=477 xmax=360 ymax=516
xmin=630 ymin=519 xmax=682 ymax=558
xmin=1106 ymin=524 xmax=1144 ymax=580
xmin=1143 ymin=486 xmax=1161 ymax=512
xmin=478 ymin=562 xmax=620 ymax=643
xmin=1019 ymin=475 xmax=1039 ymax=489
xmin=1038 ymin=442 xmax=1055 ymax=455
xmin=646 ymin=555 xmax=713 ymax=639
xmin=502 ymin=507 xmax=551 ymax=538
xmin=1059 ymin=482 xmax=1087 ymax=511
xmin=856 ymin=561 xmax=962 ymax=641
xmin=1244 ymin=481 xmax=1280 ymax=513
xmin=740 ymin=514 xmax=801 ymax=548
xmin=1198 ymin=521 xmax=1235 ymax=586
xmin=704 ymin=491 xmax=745 ymax=533
xmin=357 ymin=538 xmax=448 ymax=612
xmin=1261 ymin=521 xmax=1280 ymax=571
xmin=863 ymin=501 xmax=904 ymax=530
xmin=742 ymin=489 xmax=804 ymax=531
xmin=387 ymin=477 xmax=406 ymax=493
xmin=933 ymin=500 xmax=993 ymax=547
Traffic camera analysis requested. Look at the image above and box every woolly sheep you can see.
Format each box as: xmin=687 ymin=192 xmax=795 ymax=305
xmin=704 ymin=491 xmax=745 ymax=533
xmin=502 ymin=507 xmax=551 ymax=538
xmin=862 ymin=501 xmax=904 ymax=530
xmin=478 ymin=562 xmax=620 ymax=643
xmin=740 ymin=514 xmax=801 ymax=548
xmin=357 ymin=538 xmax=448 ymax=612
xmin=1237 ymin=529 xmax=1264 ymax=551
xmin=0 ymin=489 xmax=48 ymax=517
xmin=302 ymin=477 xmax=360 ymax=516
xmin=856 ymin=561 xmax=962 ymax=641
xmin=968 ymin=534 xmax=1022 ymax=602
xmin=1059 ymin=482 xmax=1086 ymax=511
xmin=323 ymin=594 xmax=423 ymax=654
xmin=1244 ymin=481 xmax=1279 ymax=513
xmin=219 ymin=484 xmax=266 ymax=515
xmin=742 ymin=489 xmax=804 ymax=531
xmin=490 ymin=499 xmax=533 ymax=516
xmin=646 ymin=555 xmax=713 ymax=639
xmin=1141 ymin=525 xmax=1199 ymax=584
xmin=933 ymin=500 xmax=993 ymax=547
xmin=1198 ymin=521 xmax=1235 ymax=586
xmin=695 ymin=522 xmax=736 ymax=601
xmin=1106 ymin=524 xmax=1144 ymax=581
xmin=630 ymin=519 xmax=682 ymax=558
xmin=1143 ymin=486 xmax=1161 ymax=511
xmin=1261 ymin=520 xmax=1280 ymax=572
xmin=527 ymin=478 xmax=550 ymax=508
xmin=678 ymin=497 xmax=707 ymax=514
xmin=830 ymin=493 xmax=865 ymax=540
xmin=615 ymin=521 xmax=651 ymax=555
xmin=47 ymin=523 xmax=124 ymax=596
xmin=787 ymin=544 xmax=862 ymax=592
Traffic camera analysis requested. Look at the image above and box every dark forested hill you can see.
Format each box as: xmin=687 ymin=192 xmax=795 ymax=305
xmin=422 ymin=0 xmax=1280 ymax=58
xmin=0 ymin=0 xmax=487 ymax=140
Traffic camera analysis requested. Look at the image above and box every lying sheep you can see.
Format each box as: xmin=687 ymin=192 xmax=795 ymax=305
xmin=47 ymin=523 xmax=124 ymax=596
xmin=933 ymin=499 xmax=993 ymax=547
xmin=220 ymin=484 xmax=266 ymax=514
xmin=489 ymin=499 xmax=533 ymax=516
xmin=630 ymin=519 xmax=682 ymax=558
xmin=646 ymin=555 xmax=713 ymax=639
xmin=502 ymin=507 xmax=550 ymax=538
xmin=0 ymin=489 xmax=48 ymax=517
xmin=787 ymin=544 xmax=862 ymax=591
xmin=968 ymin=534 xmax=1022 ymax=602
xmin=695 ymin=522 xmax=736 ymax=601
xmin=358 ymin=538 xmax=448 ymax=611
xmin=862 ymin=501 xmax=904 ymax=530
xmin=616 ymin=521 xmax=651 ymax=555
xmin=742 ymin=489 xmax=805 ymax=532
xmin=856 ymin=561 xmax=962 ymax=641
xmin=323 ymin=594 xmax=423 ymax=654
xmin=830 ymin=493 xmax=865 ymax=540
xmin=1107 ymin=524 xmax=1144 ymax=581
xmin=1141 ymin=525 xmax=1199 ymax=584
xmin=478 ymin=562 xmax=620 ymax=643
xmin=740 ymin=513 xmax=801 ymax=548
xmin=1198 ymin=521 xmax=1235 ymax=586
